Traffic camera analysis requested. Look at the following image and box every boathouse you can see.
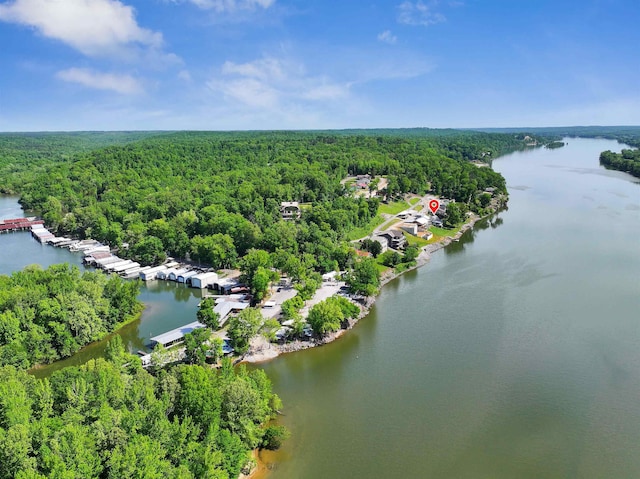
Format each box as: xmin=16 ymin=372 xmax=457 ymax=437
xmin=150 ymin=321 xmax=206 ymax=348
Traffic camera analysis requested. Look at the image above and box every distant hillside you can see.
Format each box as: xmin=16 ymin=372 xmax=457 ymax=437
xmin=0 ymin=131 xmax=168 ymax=194
xmin=471 ymin=125 xmax=640 ymax=147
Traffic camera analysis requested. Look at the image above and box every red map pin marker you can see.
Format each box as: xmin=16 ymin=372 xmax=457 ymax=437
xmin=428 ymin=199 xmax=440 ymax=214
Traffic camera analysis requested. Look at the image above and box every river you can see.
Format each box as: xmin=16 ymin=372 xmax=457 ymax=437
xmin=253 ymin=138 xmax=640 ymax=479
xmin=1 ymin=138 xmax=639 ymax=477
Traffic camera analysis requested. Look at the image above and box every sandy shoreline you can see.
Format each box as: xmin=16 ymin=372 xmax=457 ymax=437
xmin=240 ymin=212 xmax=484 ymax=365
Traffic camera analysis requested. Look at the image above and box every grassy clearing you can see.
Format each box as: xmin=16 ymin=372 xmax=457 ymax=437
xmin=402 ymin=232 xmax=431 ymax=247
xmin=426 ymin=223 xmax=465 ymax=244
xmin=379 ymin=200 xmax=410 ymax=215
xmin=346 ymin=215 xmax=386 ymax=241
xmin=430 ymin=224 xmax=462 ymax=237
xmin=375 ymin=262 xmax=390 ymax=275
xmin=394 ymin=261 xmax=417 ymax=274
xmin=408 ymin=197 xmax=421 ymax=206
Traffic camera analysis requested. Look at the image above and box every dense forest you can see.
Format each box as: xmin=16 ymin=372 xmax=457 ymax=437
xmin=0 ymin=264 xmax=141 ymax=369
xmin=600 ymin=148 xmax=640 ymax=177
xmin=0 ymin=351 xmax=283 ymax=478
xmin=11 ymin=131 xmax=526 ymax=273
xmin=0 ymin=132 xmax=161 ymax=195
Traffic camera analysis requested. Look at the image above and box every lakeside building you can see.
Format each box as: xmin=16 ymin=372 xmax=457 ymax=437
xmin=140 ymin=265 xmax=168 ymax=281
xmin=150 ymin=321 xmax=206 ymax=348
xmin=178 ymin=270 xmax=199 ymax=284
xmin=380 ymin=230 xmax=407 ymax=250
xmin=214 ymin=300 xmax=250 ymax=327
xmin=431 ymin=216 xmax=444 ymax=228
xmin=371 ymin=235 xmax=389 ymax=253
xmin=191 ymin=272 xmax=218 ymax=289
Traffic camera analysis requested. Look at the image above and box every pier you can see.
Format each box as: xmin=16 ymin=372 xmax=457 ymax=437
xmin=0 ymin=217 xmax=44 ymax=233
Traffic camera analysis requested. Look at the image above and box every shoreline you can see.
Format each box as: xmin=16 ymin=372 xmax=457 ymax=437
xmin=240 ymin=211 xmax=485 ymax=365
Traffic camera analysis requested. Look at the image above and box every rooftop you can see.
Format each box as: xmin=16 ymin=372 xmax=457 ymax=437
xmin=150 ymin=321 xmax=206 ymax=346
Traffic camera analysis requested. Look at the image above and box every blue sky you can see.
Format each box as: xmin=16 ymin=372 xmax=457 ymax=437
xmin=0 ymin=0 xmax=639 ymax=131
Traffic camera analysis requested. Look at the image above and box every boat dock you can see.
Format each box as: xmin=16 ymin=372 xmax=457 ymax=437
xmin=0 ymin=217 xmax=44 ymax=233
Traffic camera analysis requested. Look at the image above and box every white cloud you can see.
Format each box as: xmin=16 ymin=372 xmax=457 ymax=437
xmin=377 ymin=30 xmax=397 ymax=44
xmin=178 ymin=69 xmax=192 ymax=82
xmin=208 ymin=56 xmax=349 ymax=109
xmin=0 ymin=0 xmax=163 ymax=57
xmin=56 ymin=67 xmax=142 ymax=94
xmin=397 ymin=1 xmax=446 ymax=26
xmin=170 ymin=0 xmax=274 ymax=12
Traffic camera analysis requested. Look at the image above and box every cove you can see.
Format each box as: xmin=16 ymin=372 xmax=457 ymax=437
xmin=0 ymin=196 xmax=207 ymax=378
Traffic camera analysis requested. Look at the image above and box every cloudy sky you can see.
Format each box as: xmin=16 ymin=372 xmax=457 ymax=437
xmin=0 ymin=0 xmax=638 ymax=131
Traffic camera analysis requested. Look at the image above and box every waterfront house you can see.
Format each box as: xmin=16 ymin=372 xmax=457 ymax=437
xmin=381 ymin=230 xmax=407 ymax=250
xmin=371 ymin=235 xmax=389 ymax=253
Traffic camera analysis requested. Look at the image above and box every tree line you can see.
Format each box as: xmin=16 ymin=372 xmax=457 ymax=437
xmin=0 ymin=344 xmax=285 ymax=478
xmin=10 ymin=131 xmax=521 ymax=275
xmin=600 ymin=149 xmax=640 ymax=178
xmin=0 ymin=264 xmax=141 ymax=369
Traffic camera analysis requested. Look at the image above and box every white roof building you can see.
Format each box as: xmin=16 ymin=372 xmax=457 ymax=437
xmin=191 ymin=272 xmax=219 ymax=289
xmin=150 ymin=321 xmax=206 ymax=348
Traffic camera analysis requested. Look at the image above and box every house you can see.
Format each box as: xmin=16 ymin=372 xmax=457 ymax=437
xmin=422 ymin=231 xmax=434 ymax=241
xmin=431 ymin=216 xmax=444 ymax=228
xmin=381 ymin=230 xmax=407 ymax=250
xmin=355 ymin=175 xmax=371 ymax=189
xmin=414 ymin=216 xmax=430 ymax=227
xmin=371 ymin=235 xmax=389 ymax=253
xmin=400 ymin=223 xmax=418 ymax=236
xmin=215 ymin=278 xmax=242 ymax=294
xmin=280 ymin=202 xmax=301 ymax=220
xmin=322 ymin=271 xmax=338 ymax=282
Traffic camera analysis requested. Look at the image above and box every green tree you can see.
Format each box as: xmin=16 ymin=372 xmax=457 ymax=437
xmin=190 ymin=234 xmax=237 ymax=269
xmin=129 ymin=236 xmax=166 ymax=266
xmin=196 ymin=298 xmax=220 ymax=330
xmin=150 ymin=343 xmax=171 ymax=371
xmin=281 ymin=296 xmax=304 ymax=321
xmin=261 ymin=425 xmax=290 ymax=450
xmin=251 ymin=266 xmax=278 ymax=302
xmin=184 ymin=328 xmax=211 ymax=366
xmin=227 ymin=308 xmax=263 ymax=355
xmin=346 ymin=258 xmax=380 ymax=296
xmin=327 ymin=296 xmax=360 ymax=320
xmin=403 ymin=245 xmax=419 ymax=263
xmin=444 ymin=202 xmax=464 ymax=227
xmin=261 ymin=318 xmax=281 ymax=343
xmin=307 ymin=299 xmax=343 ymax=335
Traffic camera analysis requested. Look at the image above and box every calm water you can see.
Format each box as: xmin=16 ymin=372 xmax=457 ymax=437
xmin=0 ymin=196 xmax=206 ymax=378
xmin=255 ymin=138 xmax=640 ymax=479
